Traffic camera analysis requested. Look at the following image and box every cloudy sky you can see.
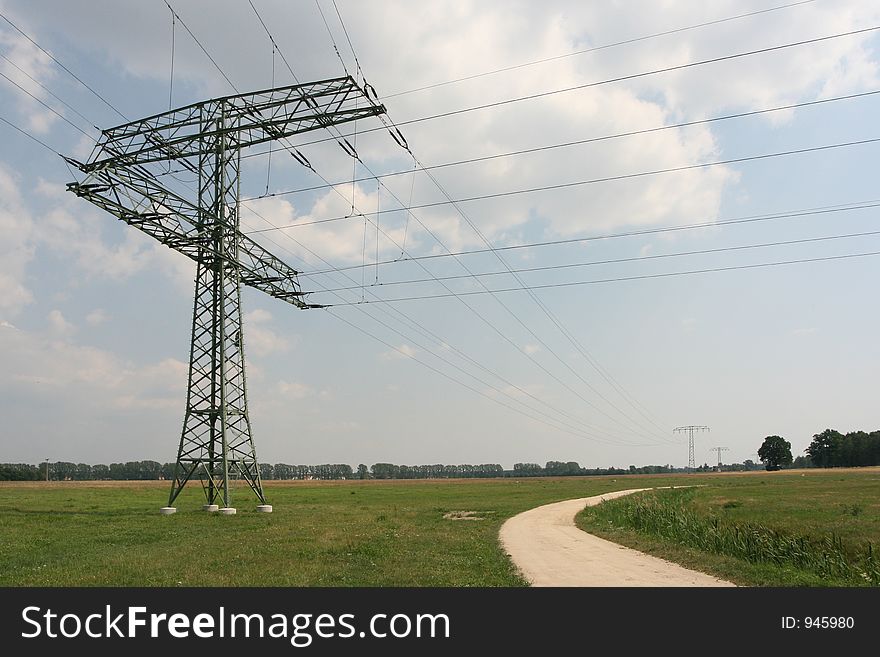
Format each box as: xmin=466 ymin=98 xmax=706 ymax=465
xmin=1 ymin=0 xmax=879 ymax=470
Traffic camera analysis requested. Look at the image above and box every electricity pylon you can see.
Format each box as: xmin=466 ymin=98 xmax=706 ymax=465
xmin=66 ymin=77 xmax=385 ymax=513
xmin=674 ymin=425 xmax=710 ymax=472
xmin=709 ymin=446 xmax=729 ymax=468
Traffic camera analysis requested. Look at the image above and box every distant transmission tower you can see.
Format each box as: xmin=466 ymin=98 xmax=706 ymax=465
xmin=67 ymin=77 xmax=385 ymax=514
xmin=709 ymin=446 xmax=729 ymax=468
xmin=674 ymin=425 xmax=710 ymax=472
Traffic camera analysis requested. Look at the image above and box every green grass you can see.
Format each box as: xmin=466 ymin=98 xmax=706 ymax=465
xmin=576 ymin=469 xmax=880 ymax=586
xmin=0 ymin=476 xmax=636 ymax=586
xmin=2 ymin=469 xmax=877 ymax=586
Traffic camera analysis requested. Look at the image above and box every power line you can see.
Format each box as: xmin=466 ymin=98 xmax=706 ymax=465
xmin=248 ymin=0 xmax=302 ymax=85
xmin=235 ymin=5 xmax=674 ymax=444
xmin=233 ymin=13 xmax=876 ymax=442
xmin=249 ymin=2 xmax=872 ymax=440
xmin=1 ymin=3 xmax=667 ymax=449
xmin=325 ymin=306 xmax=662 ymax=447
xmin=391 ymin=25 xmax=880 ymax=129
xmin=281 ymin=25 xmax=880 ymax=150
xmin=0 ymin=68 xmax=94 ymax=138
xmin=241 ymin=89 xmax=880 ymax=197
xmin=163 ymin=1 xmax=240 ymax=94
xmin=0 ymin=112 xmax=61 ymax=155
xmin=306 ymin=3 xmax=664 ymax=442
xmin=306 ymin=5 xmax=876 ymax=436
xmin=382 ymin=1 xmax=818 ymax=98
xmin=222 ymin=7 xmax=880 ymax=440
xmin=179 ymin=10 xmax=608 ymax=446
xmin=167 ymin=4 xmax=176 ymax=111
xmin=220 ymin=1 xmax=613 ymax=441
xmin=261 ymin=165 xmax=676 ymax=445
xmin=0 ymin=10 xmax=127 ymax=121
xmin=244 ymin=137 xmax=880 ymax=233
xmin=297 ymin=200 xmax=880 ymax=277
xmin=327 ymin=4 xmax=673 ymax=440
xmin=313 ymin=229 xmax=880 ymax=294
xmin=242 ymin=205 xmax=665 ymax=447
xmin=314 ymin=0 xmax=350 ymax=77
xmin=330 ymin=0 xmax=363 ymax=78
xmin=321 ymin=249 xmax=880 ymax=306
xmin=0 ymin=51 xmax=100 ymax=131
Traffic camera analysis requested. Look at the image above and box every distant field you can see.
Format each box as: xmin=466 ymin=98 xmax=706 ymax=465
xmin=1 ymin=469 xmax=877 ymax=586
xmin=576 ymin=467 xmax=880 ymax=586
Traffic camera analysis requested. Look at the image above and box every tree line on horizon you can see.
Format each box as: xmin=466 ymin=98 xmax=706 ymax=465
xmin=2 ymin=428 xmax=878 ymax=481
xmin=756 ymin=428 xmax=880 ymax=470
xmin=802 ymin=428 xmax=880 ymax=468
xmin=0 ymin=459 xmax=742 ymax=482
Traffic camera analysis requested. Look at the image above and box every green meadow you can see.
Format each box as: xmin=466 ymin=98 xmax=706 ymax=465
xmin=1 ymin=468 xmax=877 ymax=586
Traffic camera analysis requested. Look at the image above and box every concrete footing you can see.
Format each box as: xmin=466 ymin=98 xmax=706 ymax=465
xmin=218 ymin=507 xmax=237 ymax=515
xmin=202 ymin=504 xmax=219 ymax=512
xmin=159 ymin=507 xmax=177 ymax=515
xmin=256 ymin=504 xmax=273 ymax=513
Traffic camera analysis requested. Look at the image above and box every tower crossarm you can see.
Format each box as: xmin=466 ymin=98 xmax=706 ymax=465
xmin=67 ymin=162 xmax=207 ymax=260
xmin=80 ymin=76 xmax=384 ymax=171
xmin=67 ymin=165 xmax=311 ymax=308
xmin=237 ymin=234 xmax=311 ymax=309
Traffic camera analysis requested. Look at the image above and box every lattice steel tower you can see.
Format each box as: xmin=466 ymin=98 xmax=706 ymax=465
xmin=709 ymin=446 xmax=729 ymax=468
xmin=674 ymin=425 xmax=710 ymax=472
xmin=66 ymin=78 xmax=385 ymax=513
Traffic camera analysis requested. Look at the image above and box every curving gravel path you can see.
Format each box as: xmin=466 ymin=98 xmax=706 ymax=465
xmin=499 ymin=488 xmax=735 ymax=587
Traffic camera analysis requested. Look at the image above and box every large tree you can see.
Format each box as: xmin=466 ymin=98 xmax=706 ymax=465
xmin=758 ymin=435 xmax=793 ymax=471
xmin=806 ymin=429 xmax=844 ymax=467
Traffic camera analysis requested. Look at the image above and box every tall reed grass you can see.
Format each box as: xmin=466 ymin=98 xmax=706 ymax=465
xmin=588 ymin=488 xmax=880 ymax=585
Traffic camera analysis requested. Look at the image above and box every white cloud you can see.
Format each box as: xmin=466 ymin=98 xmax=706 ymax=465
xmin=277 ymin=380 xmax=312 ymax=399
xmin=27 ymin=188 xmax=196 ymax=293
xmin=40 ymin=204 xmax=163 ymax=279
xmin=243 ymin=189 xmax=413 ymax=268
xmin=0 ymin=164 xmax=35 ymax=314
xmin=139 ymin=358 xmax=188 ymax=391
xmin=523 ymin=344 xmax=541 ymax=355
xmin=0 ymin=27 xmax=59 ymax=133
xmin=0 ymin=320 xmax=186 ymax=406
xmin=47 ymin=309 xmax=74 ymax=336
xmin=243 ymin=308 xmax=293 ymax=357
xmin=234 ymin=0 xmax=880 ymax=265
xmin=246 ymin=308 xmax=273 ymax=323
xmin=5 ymin=0 xmax=872 ymax=271
xmin=85 ymin=308 xmax=109 ymax=326
xmin=112 ymin=395 xmax=179 ymax=410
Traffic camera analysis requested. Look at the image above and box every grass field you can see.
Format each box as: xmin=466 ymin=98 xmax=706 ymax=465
xmin=576 ymin=468 xmax=880 ymax=586
xmin=1 ymin=469 xmax=877 ymax=586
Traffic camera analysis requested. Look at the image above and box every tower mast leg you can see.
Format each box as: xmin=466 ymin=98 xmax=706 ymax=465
xmin=168 ymin=102 xmax=266 ymax=510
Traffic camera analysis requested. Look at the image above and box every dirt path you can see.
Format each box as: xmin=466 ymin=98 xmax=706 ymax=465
xmin=499 ymin=488 xmax=735 ymax=587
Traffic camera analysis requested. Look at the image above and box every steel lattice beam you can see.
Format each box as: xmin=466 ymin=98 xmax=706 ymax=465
xmin=66 ymin=76 xmax=385 ymax=511
xmin=81 ymin=77 xmax=378 ymax=170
